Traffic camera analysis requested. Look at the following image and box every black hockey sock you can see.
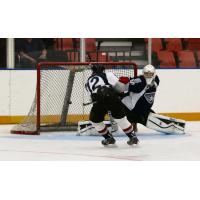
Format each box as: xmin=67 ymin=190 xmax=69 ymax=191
xmin=126 ymin=132 xmax=136 ymax=138
xmin=102 ymin=132 xmax=113 ymax=139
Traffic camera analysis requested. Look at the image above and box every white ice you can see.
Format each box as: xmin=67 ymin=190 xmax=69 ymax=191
xmin=0 ymin=122 xmax=200 ymax=161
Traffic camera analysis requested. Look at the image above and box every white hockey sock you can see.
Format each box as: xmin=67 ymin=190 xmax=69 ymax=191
xmin=92 ymin=122 xmax=109 ymax=135
xmin=114 ymin=116 xmax=134 ymax=134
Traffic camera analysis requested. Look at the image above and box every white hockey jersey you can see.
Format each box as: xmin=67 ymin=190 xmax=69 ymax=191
xmin=85 ymin=72 xmax=118 ymax=95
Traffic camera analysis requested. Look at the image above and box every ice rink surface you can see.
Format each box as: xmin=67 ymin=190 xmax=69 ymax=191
xmin=0 ymin=122 xmax=200 ymax=161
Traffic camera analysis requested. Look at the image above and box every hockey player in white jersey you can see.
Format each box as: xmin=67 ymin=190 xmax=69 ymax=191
xmin=120 ymin=64 xmax=186 ymax=134
xmin=85 ymin=64 xmax=139 ymax=146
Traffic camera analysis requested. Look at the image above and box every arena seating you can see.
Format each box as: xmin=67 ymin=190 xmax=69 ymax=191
xmin=52 ymin=38 xmax=200 ymax=68
xmin=56 ymin=38 xmax=96 ymax=52
xmin=85 ymin=38 xmax=96 ymax=52
xmin=146 ymin=38 xmax=164 ymax=53
xmin=186 ymin=39 xmax=200 ymax=50
xmin=87 ymin=52 xmax=110 ymax=62
xmin=54 ymin=38 xmax=74 ymax=51
xmin=177 ymin=50 xmax=196 ymax=68
xmin=155 ymin=39 xmax=200 ymax=68
xmin=67 ymin=51 xmax=79 ymax=62
xmin=165 ymin=38 xmax=183 ymax=52
xmin=157 ymin=51 xmax=177 ymax=68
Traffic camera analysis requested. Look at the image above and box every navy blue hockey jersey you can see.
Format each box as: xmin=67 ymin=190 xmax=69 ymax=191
xmin=121 ymin=75 xmax=160 ymax=115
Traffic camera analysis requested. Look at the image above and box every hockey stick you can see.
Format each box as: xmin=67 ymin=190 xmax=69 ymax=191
xmin=83 ymin=101 xmax=97 ymax=106
xmin=108 ymin=111 xmax=118 ymax=132
xmin=82 ymin=101 xmax=118 ymax=132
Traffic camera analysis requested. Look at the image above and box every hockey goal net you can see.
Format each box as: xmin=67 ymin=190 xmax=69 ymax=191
xmin=11 ymin=62 xmax=138 ymax=135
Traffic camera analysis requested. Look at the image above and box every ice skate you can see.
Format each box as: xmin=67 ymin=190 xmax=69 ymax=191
xmin=127 ymin=135 xmax=139 ymax=145
xmin=101 ymin=137 xmax=116 ymax=146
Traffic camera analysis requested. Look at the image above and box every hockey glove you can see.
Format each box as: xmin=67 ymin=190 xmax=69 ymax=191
xmin=119 ymin=76 xmax=130 ymax=84
xmin=96 ymin=86 xmax=114 ymax=101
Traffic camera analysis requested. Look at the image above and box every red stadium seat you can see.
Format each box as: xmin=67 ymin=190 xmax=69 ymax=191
xmin=187 ymin=38 xmax=200 ymax=43
xmin=157 ymin=51 xmax=177 ymax=68
xmin=150 ymin=38 xmax=164 ymax=53
xmin=177 ymin=51 xmax=197 ymax=68
xmin=85 ymin=38 xmax=96 ymax=52
xmin=59 ymin=38 xmax=96 ymax=51
xmin=187 ymin=39 xmax=200 ymax=50
xmin=88 ymin=52 xmax=110 ymax=62
xmin=54 ymin=38 xmax=74 ymax=51
xmin=61 ymin=38 xmax=74 ymax=51
xmin=67 ymin=51 xmax=79 ymax=62
xmin=165 ymin=38 xmax=183 ymax=52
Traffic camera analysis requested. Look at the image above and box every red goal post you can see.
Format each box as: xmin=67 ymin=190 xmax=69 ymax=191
xmin=11 ymin=62 xmax=138 ymax=135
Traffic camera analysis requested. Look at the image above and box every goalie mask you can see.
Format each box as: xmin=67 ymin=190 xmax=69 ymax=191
xmin=90 ymin=64 xmax=105 ymax=74
xmin=142 ymin=64 xmax=156 ymax=85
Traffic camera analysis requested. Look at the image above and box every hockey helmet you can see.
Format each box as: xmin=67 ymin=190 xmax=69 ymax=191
xmin=142 ymin=64 xmax=156 ymax=85
xmin=90 ymin=64 xmax=105 ymax=74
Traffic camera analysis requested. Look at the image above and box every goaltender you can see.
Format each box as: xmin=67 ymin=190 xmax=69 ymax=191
xmin=120 ymin=64 xmax=186 ymax=134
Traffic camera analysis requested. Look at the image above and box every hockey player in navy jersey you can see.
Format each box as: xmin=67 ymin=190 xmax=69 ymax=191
xmin=85 ymin=64 xmax=139 ymax=146
xmin=120 ymin=64 xmax=186 ymax=134
xmin=120 ymin=64 xmax=159 ymax=126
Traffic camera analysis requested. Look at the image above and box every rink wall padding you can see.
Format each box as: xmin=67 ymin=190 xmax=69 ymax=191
xmin=0 ymin=69 xmax=200 ymax=124
xmin=0 ymin=113 xmax=200 ymax=124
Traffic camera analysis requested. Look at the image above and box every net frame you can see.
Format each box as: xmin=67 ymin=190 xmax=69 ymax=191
xmin=11 ymin=62 xmax=138 ymax=135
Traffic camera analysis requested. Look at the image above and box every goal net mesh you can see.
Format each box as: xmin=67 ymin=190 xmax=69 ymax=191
xmin=11 ymin=62 xmax=137 ymax=135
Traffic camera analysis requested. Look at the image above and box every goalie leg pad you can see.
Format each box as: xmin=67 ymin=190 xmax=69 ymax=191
xmin=77 ymin=121 xmax=113 ymax=136
xmin=146 ymin=113 xmax=186 ymax=134
xmin=77 ymin=121 xmax=95 ymax=136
